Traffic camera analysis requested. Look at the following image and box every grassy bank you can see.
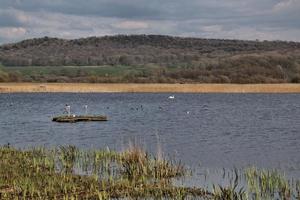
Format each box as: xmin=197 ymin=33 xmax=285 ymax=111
xmin=1 ymin=83 xmax=300 ymax=93
xmin=0 ymin=145 xmax=299 ymax=199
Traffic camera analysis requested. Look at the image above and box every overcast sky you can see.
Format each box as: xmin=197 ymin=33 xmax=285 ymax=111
xmin=0 ymin=0 xmax=300 ymax=44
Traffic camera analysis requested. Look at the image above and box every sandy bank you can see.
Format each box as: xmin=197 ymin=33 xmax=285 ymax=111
xmin=1 ymin=83 xmax=300 ymax=93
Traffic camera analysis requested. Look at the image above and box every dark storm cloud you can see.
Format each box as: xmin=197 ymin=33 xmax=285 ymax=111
xmin=0 ymin=0 xmax=300 ymax=44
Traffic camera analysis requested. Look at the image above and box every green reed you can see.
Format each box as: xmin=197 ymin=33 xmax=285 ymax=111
xmin=0 ymin=145 xmax=210 ymax=199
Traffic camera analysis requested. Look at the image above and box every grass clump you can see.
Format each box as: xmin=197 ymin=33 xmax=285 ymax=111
xmin=120 ymin=145 xmax=185 ymax=181
xmin=212 ymin=185 xmax=247 ymax=200
xmin=245 ymin=167 xmax=292 ymax=200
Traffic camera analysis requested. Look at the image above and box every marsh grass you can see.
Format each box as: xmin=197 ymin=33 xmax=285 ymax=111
xmin=0 ymin=145 xmax=209 ymax=199
xmin=245 ymin=167 xmax=294 ymax=200
xmin=0 ymin=145 xmax=299 ymax=199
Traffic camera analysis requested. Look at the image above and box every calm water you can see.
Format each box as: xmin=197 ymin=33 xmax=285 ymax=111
xmin=0 ymin=93 xmax=300 ymax=178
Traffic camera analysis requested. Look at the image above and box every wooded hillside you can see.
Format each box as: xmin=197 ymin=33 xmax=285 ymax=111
xmin=1 ymin=35 xmax=300 ymax=83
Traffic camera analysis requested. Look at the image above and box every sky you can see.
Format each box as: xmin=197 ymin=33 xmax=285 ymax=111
xmin=0 ymin=0 xmax=300 ymax=44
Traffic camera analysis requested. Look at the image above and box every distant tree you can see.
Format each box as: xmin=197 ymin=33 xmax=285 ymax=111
xmin=119 ymin=55 xmax=134 ymax=66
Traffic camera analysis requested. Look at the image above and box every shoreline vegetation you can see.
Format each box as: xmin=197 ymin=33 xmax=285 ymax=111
xmin=0 ymin=145 xmax=298 ymax=199
xmin=1 ymin=83 xmax=300 ymax=93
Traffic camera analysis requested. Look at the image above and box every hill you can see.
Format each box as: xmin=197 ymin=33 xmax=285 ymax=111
xmin=0 ymin=35 xmax=300 ymax=83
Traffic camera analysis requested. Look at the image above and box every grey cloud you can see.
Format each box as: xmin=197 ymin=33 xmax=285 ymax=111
xmin=0 ymin=9 xmax=26 ymax=27
xmin=0 ymin=0 xmax=299 ymax=44
xmin=1 ymin=0 xmax=296 ymax=22
xmin=1 ymin=0 xmax=161 ymax=19
xmin=0 ymin=0 xmax=259 ymax=20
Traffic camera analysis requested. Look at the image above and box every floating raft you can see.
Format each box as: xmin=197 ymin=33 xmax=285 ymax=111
xmin=52 ymin=115 xmax=108 ymax=123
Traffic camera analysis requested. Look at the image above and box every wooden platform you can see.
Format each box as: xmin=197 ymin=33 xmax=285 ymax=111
xmin=52 ymin=115 xmax=108 ymax=123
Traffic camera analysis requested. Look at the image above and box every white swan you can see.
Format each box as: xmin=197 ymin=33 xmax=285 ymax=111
xmin=168 ymin=95 xmax=175 ymax=99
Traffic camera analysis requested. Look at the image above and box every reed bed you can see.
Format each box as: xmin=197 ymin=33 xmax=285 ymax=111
xmin=0 ymin=145 xmax=209 ymax=199
xmin=0 ymin=145 xmax=299 ymax=199
xmin=1 ymin=83 xmax=300 ymax=93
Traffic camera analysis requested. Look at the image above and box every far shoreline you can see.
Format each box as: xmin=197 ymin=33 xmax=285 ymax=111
xmin=1 ymin=83 xmax=300 ymax=93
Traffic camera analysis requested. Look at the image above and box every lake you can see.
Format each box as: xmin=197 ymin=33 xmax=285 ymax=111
xmin=0 ymin=93 xmax=300 ymax=179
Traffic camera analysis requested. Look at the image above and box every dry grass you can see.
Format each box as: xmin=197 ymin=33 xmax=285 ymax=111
xmin=1 ymin=83 xmax=300 ymax=93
